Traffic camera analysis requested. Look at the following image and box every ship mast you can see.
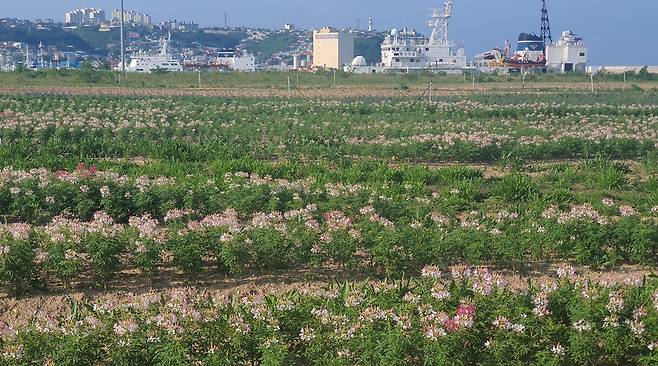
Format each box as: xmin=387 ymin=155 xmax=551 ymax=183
xmin=428 ymin=0 xmax=452 ymax=46
xmin=540 ymin=0 xmax=552 ymax=47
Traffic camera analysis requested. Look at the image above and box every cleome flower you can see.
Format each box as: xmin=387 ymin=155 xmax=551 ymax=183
xmin=421 ymin=265 xmax=442 ymax=279
xmin=551 ymin=343 xmax=566 ymax=356
xmin=299 ymin=327 xmax=315 ymax=342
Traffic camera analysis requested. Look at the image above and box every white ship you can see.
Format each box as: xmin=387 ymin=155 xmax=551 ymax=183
xmin=117 ymin=35 xmax=183 ymax=73
xmin=381 ymin=0 xmax=466 ymax=72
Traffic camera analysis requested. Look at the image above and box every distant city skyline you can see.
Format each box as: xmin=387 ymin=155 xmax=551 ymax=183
xmin=3 ymin=0 xmax=657 ymax=65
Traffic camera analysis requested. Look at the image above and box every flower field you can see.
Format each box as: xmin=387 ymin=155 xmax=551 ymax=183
xmin=1 ymin=266 xmax=658 ymax=365
xmin=0 ymin=89 xmax=657 ymax=364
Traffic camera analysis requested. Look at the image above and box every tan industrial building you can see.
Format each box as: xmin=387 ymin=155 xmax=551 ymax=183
xmin=312 ymin=28 xmax=354 ymax=69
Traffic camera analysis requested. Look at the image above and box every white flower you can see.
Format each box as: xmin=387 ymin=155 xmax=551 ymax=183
xmin=489 ymin=228 xmax=502 ymax=236
xmin=573 ymin=320 xmax=592 ymax=332
xmin=299 ymin=327 xmax=315 ymax=342
xmin=551 ymin=343 xmax=565 ymax=356
xmin=337 ymin=349 xmax=351 ymax=358
xmin=423 ymin=325 xmax=446 ymax=340
xmin=556 ymin=265 xmax=576 ymax=278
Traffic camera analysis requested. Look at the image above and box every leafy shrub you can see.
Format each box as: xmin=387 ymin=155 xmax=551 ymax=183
xmin=0 ymin=237 xmax=36 ymax=294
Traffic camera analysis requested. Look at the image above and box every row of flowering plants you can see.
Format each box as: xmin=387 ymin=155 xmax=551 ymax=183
xmin=0 ymin=266 xmax=657 ymax=365
xmin=1 ymin=95 xmax=657 ymax=164
xmin=0 ymin=199 xmax=656 ymax=293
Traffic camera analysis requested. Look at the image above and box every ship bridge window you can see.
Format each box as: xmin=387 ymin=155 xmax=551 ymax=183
xmin=579 ymin=52 xmax=585 ymax=57
xmin=395 ymin=58 xmax=400 ymax=63
xmin=410 ymin=59 xmax=414 ymax=63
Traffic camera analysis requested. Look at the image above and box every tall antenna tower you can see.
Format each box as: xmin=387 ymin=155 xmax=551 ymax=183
xmin=540 ymin=0 xmax=552 ymax=46
xmin=428 ymin=0 xmax=453 ymax=46
xmin=224 ymin=12 xmax=228 ymax=28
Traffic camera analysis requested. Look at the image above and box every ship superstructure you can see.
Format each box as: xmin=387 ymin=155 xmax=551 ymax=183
xmin=381 ymin=0 xmax=466 ymax=72
xmin=118 ymin=34 xmax=183 ymax=73
xmin=183 ymin=49 xmax=256 ymax=72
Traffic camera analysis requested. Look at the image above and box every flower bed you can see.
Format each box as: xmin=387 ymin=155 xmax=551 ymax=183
xmin=1 ymin=266 xmax=657 ymax=365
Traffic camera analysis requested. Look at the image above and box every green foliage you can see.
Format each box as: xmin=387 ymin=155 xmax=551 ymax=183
xmin=0 ymin=237 xmax=36 ymax=294
xmin=491 ymin=174 xmax=538 ymax=202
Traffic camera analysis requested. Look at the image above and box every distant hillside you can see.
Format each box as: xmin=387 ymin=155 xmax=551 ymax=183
xmin=0 ymin=23 xmax=94 ymax=52
xmin=172 ymin=30 xmax=247 ymax=49
xmin=243 ymin=32 xmax=300 ymax=65
xmin=0 ymin=21 xmax=385 ymax=65
xmin=70 ymin=27 xmax=247 ymax=54
xmin=0 ymin=22 xmax=247 ymax=55
xmin=355 ymin=34 xmax=385 ymax=65
xmin=243 ymin=32 xmax=385 ymax=66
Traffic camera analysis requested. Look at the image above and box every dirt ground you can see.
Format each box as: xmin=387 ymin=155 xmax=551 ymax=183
xmin=0 ymin=263 xmax=654 ymax=322
xmin=0 ymin=82 xmax=648 ymax=99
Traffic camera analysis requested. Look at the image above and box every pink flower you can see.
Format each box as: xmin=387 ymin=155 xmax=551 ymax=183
xmin=324 ymin=211 xmax=352 ymax=231
xmin=421 ymin=265 xmax=442 ymax=279
xmin=456 ymin=303 xmax=475 ymax=317
xmin=619 ymin=205 xmax=636 ymax=217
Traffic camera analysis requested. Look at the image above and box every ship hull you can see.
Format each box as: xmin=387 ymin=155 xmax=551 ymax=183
xmin=503 ymin=60 xmax=546 ymax=69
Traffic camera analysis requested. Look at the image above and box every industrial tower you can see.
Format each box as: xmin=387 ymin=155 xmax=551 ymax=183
xmin=540 ymin=0 xmax=553 ymax=47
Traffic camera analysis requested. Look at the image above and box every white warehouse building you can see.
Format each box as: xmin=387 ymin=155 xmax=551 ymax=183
xmin=545 ymin=31 xmax=588 ymax=73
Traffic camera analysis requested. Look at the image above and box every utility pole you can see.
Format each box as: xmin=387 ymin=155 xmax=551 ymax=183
xmin=428 ymin=81 xmax=433 ymax=104
xmin=198 ymin=69 xmax=201 ymax=89
xmin=224 ymin=12 xmax=228 ymax=28
xmin=120 ymin=0 xmax=125 ymax=82
xmin=590 ymin=72 xmax=594 ymax=93
xmin=287 ymin=75 xmax=291 ymax=98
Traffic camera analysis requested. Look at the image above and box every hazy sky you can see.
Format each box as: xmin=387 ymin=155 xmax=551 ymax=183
xmin=4 ymin=0 xmax=657 ymax=65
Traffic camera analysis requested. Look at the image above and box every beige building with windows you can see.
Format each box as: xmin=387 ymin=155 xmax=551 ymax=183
xmin=312 ymin=28 xmax=354 ymax=69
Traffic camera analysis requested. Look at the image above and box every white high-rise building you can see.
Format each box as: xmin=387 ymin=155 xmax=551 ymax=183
xmin=64 ymin=8 xmax=106 ymax=26
xmin=111 ymin=10 xmax=152 ymax=26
